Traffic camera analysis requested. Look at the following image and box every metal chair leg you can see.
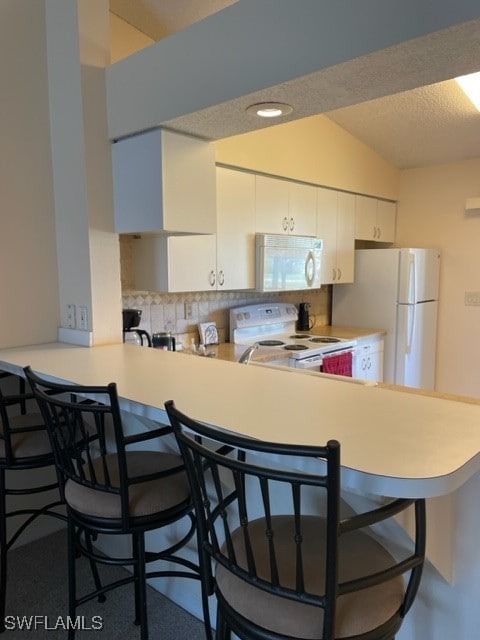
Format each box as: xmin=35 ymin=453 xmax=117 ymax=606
xmin=84 ymin=531 xmax=106 ymax=603
xmin=215 ymin=606 xmax=230 ymax=640
xmin=67 ymin=519 xmax=77 ymax=640
xmin=0 ymin=470 xmax=6 ymax=634
xmin=133 ymin=532 xmax=148 ymax=640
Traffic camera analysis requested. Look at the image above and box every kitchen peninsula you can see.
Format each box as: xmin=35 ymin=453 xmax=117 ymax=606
xmin=0 ymin=341 xmax=479 ymax=498
xmin=2 ymin=341 xmax=480 ymax=639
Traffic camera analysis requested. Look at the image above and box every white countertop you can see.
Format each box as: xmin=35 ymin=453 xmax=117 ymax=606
xmin=1 ymin=341 xmax=480 ymax=499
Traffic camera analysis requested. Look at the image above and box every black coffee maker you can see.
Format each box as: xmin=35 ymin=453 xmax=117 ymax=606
xmin=297 ymin=302 xmax=312 ymax=332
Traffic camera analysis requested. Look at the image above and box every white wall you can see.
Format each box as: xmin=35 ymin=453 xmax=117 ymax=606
xmin=47 ymin=0 xmax=122 ymax=346
xmin=0 ymin=1 xmax=59 ymax=348
xmin=396 ymin=158 xmax=480 ymax=398
xmin=215 ymin=113 xmax=400 ymax=200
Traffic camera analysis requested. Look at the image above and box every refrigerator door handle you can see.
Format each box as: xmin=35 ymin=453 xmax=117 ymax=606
xmin=406 ymin=304 xmax=415 ymax=354
xmin=408 ymin=253 xmax=416 ymax=303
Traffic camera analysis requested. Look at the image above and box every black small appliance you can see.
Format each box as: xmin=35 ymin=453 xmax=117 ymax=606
xmin=297 ymin=302 xmax=312 ymax=332
xmin=122 ymin=309 xmax=152 ymax=347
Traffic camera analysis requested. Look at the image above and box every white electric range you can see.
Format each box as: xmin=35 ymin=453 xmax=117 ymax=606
xmin=229 ymin=303 xmax=357 ymax=372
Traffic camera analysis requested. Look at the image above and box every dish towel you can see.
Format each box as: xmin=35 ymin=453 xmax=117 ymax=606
xmin=322 ymin=351 xmax=353 ymax=377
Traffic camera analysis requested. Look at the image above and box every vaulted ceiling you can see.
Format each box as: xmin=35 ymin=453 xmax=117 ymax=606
xmin=109 ymin=1 xmax=480 ymax=169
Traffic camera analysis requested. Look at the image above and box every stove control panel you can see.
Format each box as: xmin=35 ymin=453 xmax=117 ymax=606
xmin=229 ymin=303 xmax=298 ymax=342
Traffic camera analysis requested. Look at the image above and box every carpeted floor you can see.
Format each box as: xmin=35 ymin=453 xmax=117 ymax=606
xmin=4 ymin=529 xmax=208 ymax=639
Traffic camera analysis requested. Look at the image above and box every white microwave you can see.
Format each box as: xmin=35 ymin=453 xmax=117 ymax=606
xmin=255 ymin=233 xmax=323 ymax=292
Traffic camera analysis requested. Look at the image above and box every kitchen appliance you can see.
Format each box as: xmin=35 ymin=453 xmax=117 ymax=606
xmin=297 ymin=302 xmax=314 ymax=331
xmin=122 ymin=309 xmax=152 ymax=347
xmin=332 ymin=248 xmax=440 ymax=389
xmin=230 ymin=302 xmax=356 ymax=373
xmin=152 ymin=332 xmax=176 ymax=351
xmin=255 ymin=234 xmax=323 ymax=292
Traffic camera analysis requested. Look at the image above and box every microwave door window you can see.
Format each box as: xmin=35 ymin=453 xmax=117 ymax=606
xmin=264 ymin=250 xmax=288 ymax=290
xmin=264 ymin=248 xmax=312 ymax=290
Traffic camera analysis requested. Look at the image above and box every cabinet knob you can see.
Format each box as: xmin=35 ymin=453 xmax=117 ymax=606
xmin=209 ymin=270 xmax=216 ymax=287
xmin=218 ymin=270 xmax=225 ymax=286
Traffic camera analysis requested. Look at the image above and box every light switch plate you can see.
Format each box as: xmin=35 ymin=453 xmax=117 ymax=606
xmin=464 ymin=291 xmax=480 ymax=306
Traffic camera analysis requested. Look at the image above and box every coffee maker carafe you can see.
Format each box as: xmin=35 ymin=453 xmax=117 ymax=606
xmin=297 ymin=302 xmax=313 ymax=332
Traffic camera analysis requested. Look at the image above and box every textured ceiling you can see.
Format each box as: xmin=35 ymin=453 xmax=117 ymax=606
xmin=109 ymin=1 xmax=480 ymax=169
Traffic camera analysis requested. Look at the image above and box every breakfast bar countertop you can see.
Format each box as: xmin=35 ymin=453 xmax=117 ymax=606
xmin=1 ymin=341 xmax=480 ymax=500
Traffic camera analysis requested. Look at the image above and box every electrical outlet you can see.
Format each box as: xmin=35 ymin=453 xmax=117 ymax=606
xmin=184 ymin=302 xmax=193 ymax=319
xmin=464 ymin=291 xmax=480 ymax=306
xmin=78 ymin=306 xmax=88 ymax=330
xmin=66 ymin=304 xmax=76 ymax=329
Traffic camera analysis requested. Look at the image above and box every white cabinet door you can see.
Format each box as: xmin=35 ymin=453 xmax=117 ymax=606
xmin=355 ymin=195 xmax=396 ymax=243
xmin=317 ymin=188 xmax=355 ymax=284
xmin=316 ymin=187 xmax=338 ymax=284
xmin=353 ymin=338 xmax=384 ymax=381
xmin=355 ymin=195 xmax=378 ymax=241
xmin=132 ymin=235 xmax=217 ymax=293
xmin=112 ymin=129 xmax=216 ymax=234
xmin=335 ymin=192 xmax=355 ymax=283
xmin=216 ymin=168 xmax=256 ymax=290
xmin=288 ymin=182 xmax=317 ymax=236
xmin=255 ymin=175 xmax=290 ymax=234
xmin=255 ymin=175 xmax=316 ymax=236
xmin=376 ymin=200 xmax=396 ymax=242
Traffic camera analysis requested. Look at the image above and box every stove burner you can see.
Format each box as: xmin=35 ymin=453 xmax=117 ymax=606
xmin=309 ymin=337 xmax=341 ymax=344
xmin=257 ymin=340 xmax=286 ymax=347
xmin=284 ymin=344 xmax=309 ymax=351
xmin=289 ymin=334 xmax=311 ymax=339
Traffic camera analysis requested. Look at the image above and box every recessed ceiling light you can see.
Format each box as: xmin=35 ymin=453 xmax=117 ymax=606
xmin=246 ymin=102 xmax=294 ymax=118
xmin=455 ymin=72 xmax=480 ymax=111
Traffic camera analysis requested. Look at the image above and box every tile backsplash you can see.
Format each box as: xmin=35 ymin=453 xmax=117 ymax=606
xmin=121 ymin=236 xmax=331 ymax=349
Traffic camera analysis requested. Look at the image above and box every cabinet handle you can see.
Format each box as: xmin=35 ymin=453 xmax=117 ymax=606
xmin=289 ymin=217 xmax=295 ymax=232
xmin=377 ymin=226 xmax=381 ymax=239
xmin=337 ymin=267 xmax=342 ymax=281
xmin=367 ymin=356 xmax=371 ymax=369
xmin=362 ymin=357 xmax=366 ymax=370
xmin=282 ymin=216 xmax=289 ymax=231
xmin=218 ymin=270 xmax=225 ymax=286
xmin=209 ymin=270 xmax=216 ymax=287
xmin=373 ymin=225 xmax=377 ymax=239
xmin=332 ymin=268 xmax=337 ymax=281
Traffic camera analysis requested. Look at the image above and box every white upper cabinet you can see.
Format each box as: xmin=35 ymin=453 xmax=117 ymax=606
xmin=132 ymin=234 xmax=217 ymax=293
xmin=255 ymin=175 xmax=316 ymax=236
xmin=288 ymin=181 xmax=317 ymax=236
xmin=112 ymin=129 xmax=216 ymax=234
xmin=130 ymin=167 xmax=256 ymax=293
xmin=316 ymin=188 xmax=355 ymax=284
xmin=355 ymin=195 xmax=396 ymax=243
xmin=376 ymin=200 xmax=396 ymax=242
xmin=216 ymin=167 xmax=256 ymax=291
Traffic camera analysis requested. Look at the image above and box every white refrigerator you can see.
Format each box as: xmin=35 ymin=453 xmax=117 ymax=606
xmin=332 ymin=248 xmax=440 ymax=389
